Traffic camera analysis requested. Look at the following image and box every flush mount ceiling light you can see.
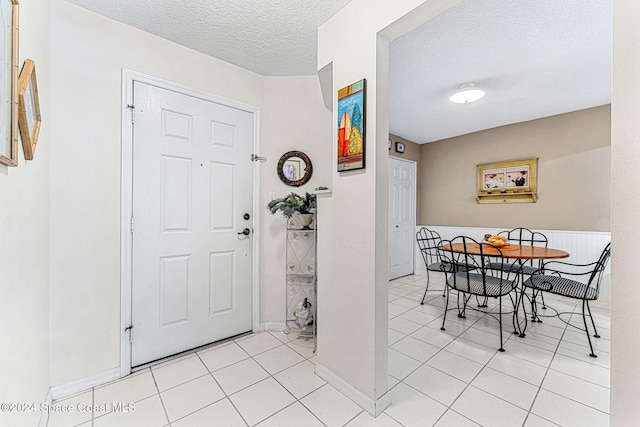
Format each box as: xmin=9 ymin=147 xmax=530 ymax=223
xmin=449 ymin=83 xmax=486 ymax=104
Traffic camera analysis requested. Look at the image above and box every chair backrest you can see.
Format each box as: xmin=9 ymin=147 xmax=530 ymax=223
xmin=439 ymin=235 xmax=511 ymax=295
xmin=499 ymin=227 xmax=548 ymax=269
xmin=416 ymin=227 xmax=442 ymax=267
xmin=589 ymin=242 xmax=611 ymax=292
xmin=498 ymin=227 xmax=548 ymax=247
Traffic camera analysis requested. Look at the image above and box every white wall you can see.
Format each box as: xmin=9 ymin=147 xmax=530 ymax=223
xmin=0 ymin=1 xmax=51 ymax=426
xmin=49 ymin=0 xmax=331 ymax=387
xmin=261 ymin=76 xmax=331 ymax=323
xmin=316 ymin=0 xmax=464 ymax=411
xmin=611 ymin=0 xmax=640 ymax=423
xmin=49 ymin=0 xmax=262 ymax=386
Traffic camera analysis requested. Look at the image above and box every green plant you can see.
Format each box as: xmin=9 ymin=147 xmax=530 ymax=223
xmin=267 ymin=192 xmax=316 ymax=218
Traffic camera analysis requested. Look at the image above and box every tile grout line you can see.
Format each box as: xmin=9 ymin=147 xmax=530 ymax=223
xmin=522 ymin=301 xmax=574 ymax=426
xmin=149 ymin=366 xmax=172 ymax=426
xmin=389 ymin=279 xmax=554 ymax=425
xmin=235 ymin=336 xmax=327 ymax=426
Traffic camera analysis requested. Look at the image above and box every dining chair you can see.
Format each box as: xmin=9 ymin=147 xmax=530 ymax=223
xmin=522 ymin=242 xmax=611 ymax=357
xmin=488 ymin=227 xmax=550 ymax=312
xmin=439 ymin=236 xmax=518 ymax=352
xmin=488 ymin=227 xmax=549 ymax=275
xmin=416 ymin=227 xmax=447 ymax=303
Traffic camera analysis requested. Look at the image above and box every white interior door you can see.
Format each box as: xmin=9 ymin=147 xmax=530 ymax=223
xmin=131 ymin=81 xmax=254 ymax=366
xmin=389 ymin=157 xmax=416 ymax=280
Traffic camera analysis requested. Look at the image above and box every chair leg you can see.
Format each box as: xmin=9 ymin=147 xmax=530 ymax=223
xmin=581 ymin=299 xmax=598 ymax=358
xmin=440 ymin=286 xmax=450 ymax=331
xmin=477 ymin=295 xmax=488 ymax=308
xmin=530 ymin=289 xmax=542 ymax=323
xmin=509 ymin=292 xmax=519 ymax=336
xmin=518 ymin=286 xmax=528 ymax=338
xmin=420 ymin=271 xmax=431 ymax=305
xmin=457 ymin=293 xmax=468 ymax=318
xmin=586 ymin=300 xmax=601 ymax=339
xmin=540 ymin=292 xmax=547 ymax=310
xmin=498 ymin=294 xmax=505 ymax=352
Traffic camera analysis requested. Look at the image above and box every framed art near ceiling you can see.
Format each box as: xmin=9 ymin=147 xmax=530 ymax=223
xmin=337 ymin=79 xmax=366 ymax=172
xmin=17 ymin=59 xmax=41 ymax=160
xmin=0 ymin=0 xmax=19 ymax=166
xmin=476 ymin=157 xmax=538 ymax=204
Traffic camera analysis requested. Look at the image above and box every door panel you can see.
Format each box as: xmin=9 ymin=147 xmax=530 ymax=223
xmin=389 ymin=157 xmax=416 ymax=280
xmin=389 ymin=163 xmax=402 ymax=279
xmin=131 ymin=82 xmax=254 ymax=366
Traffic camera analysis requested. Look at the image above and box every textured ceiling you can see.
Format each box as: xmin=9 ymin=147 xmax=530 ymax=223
xmin=389 ymin=0 xmax=611 ymax=143
xmin=64 ymin=0 xmax=352 ymax=76
xmin=64 ymin=0 xmax=611 ymax=144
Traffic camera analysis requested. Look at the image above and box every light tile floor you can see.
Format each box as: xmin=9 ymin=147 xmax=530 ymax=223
xmin=47 ymin=274 xmax=610 ymax=427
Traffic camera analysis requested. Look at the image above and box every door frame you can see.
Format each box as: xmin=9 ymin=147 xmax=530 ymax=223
xmin=120 ymin=69 xmax=261 ymax=376
xmin=388 ymin=156 xmax=417 ymax=279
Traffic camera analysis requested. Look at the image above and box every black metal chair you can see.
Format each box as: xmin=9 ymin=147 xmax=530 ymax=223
xmin=489 ymin=227 xmax=549 ymax=275
xmin=416 ymin=227 xmax=469 ymax=304
xmin=439 ymin=236 xmax=518 ymax=352
xmin=488 ymin=227 xmax=550 ymax=315
xmin=522 ymin=243 xmax=611 ymax=358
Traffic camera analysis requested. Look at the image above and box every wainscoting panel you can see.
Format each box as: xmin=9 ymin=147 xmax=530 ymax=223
xmin=413 ymin=225 xmax=611 ymax=309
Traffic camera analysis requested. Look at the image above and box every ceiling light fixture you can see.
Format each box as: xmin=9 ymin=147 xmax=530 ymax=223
xmin=449 ymin=83 xmax=486 ymax=104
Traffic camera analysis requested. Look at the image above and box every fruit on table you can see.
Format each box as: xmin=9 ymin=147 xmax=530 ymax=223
xmin=487 ymin=235 xmax=508 ymax=246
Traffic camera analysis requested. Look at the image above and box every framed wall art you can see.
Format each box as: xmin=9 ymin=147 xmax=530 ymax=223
xmin=337 ymin=79 xmax=366 ymax=172
xmin=17 ymin=59 xmax=41 ymax=160
xmin=0 ymin=0 xmax=19 ymax=166
xmin=476 ymin=157 xmax=538 ymax=204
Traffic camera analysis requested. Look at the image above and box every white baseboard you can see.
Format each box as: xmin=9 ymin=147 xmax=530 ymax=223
xmin=50 ymin=368 xmax=121 ymax=401
xmin=38 ymin=389 xmax=52 ymax=427
xmin=315 ymin=363 xmax=392 ymax=417
xmin=261 ymin=322 xmax=287 ymax=332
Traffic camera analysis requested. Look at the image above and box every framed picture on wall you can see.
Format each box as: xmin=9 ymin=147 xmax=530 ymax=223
xmin=337 ymin=79 xmax=366 ymax=172
xmin=17 ymin=59 xmax=42 ymax=160
xmin=0 ymin=0 xmax=19 ymax=167
xmin=476 ymin=157 xmax=538 ymax=204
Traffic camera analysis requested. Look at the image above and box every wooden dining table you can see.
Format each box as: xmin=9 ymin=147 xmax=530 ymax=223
xmin=442 ymin=242 xmax=570 ymax=337
xmin=444 ymin=242 xmax=570 ymax=260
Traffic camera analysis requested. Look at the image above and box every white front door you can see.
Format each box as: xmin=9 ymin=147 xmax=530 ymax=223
xmin=389 ymin=157 xmax=416 ymax=280
xmin=131 ymin=81 xmax=254 ymax=366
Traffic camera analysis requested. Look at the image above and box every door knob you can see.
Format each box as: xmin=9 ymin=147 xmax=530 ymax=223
xmin=237 ymin=228 xmax=251 ymax=236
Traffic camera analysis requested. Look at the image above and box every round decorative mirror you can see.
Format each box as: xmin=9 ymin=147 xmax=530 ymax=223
xmin=277 ymin=151 xmax=313 ymax=187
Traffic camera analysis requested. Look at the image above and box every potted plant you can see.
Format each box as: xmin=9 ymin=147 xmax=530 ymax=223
xmin=267 ymin=192 xmax=316 ymax=227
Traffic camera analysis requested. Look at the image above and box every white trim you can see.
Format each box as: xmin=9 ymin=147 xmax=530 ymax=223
xmin=252 ymin=110 xmax=262 ymax=333
xmin=315 ymin=363 xmax=392 ymax=417
xmin=49 ymin=368 xmax=120 ymax=401
xmin=261 ymin=322 xmax=287 ymax=332
xmin=120 ymin=69 xmax=261 ymax=375
xmin=38 ymin=390 xmax=52 ymax=427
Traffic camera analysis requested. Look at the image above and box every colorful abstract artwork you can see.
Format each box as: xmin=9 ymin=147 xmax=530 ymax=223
xmin=337 ymin=79 xmax=366 ymax=171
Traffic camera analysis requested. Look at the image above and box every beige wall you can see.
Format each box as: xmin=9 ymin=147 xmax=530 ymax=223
xmin=418 ymin=105 xmax=611 ymax=231
xmin=388 ymin=134 xmax=420 ymax=163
